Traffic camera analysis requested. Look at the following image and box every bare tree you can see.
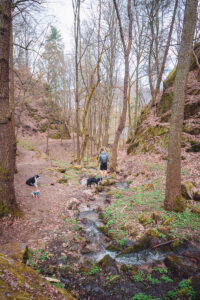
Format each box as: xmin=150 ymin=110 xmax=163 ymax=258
xmin=72 ymin=0 xmax=81 ymax=164
xmin=146 ymin=0 xmax=178 ymax=103
xmin=165 ymin=0 xmax=198 ymax=211
xmin=0 ymin=0 xmax=19 ymax=217
xmin=110 ymin=0 xmax=133 ymax=171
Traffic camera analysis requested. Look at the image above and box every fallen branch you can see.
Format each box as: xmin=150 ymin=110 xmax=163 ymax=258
xmin=43 ymin=277 xmax=60 ymax=283
xmin=151 ymin=238 xmax=178 ymax=250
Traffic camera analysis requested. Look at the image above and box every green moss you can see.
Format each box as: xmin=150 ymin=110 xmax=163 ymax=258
xmin=97 ymin=226 xmax=114 ymax=239
xmin=163 ymin=66 xmax=176 ymax=88
xmin=48 ymin=132 xmax=61 ymax=139
xmin=194 ymin=189 xmax=200 ymax=201
xmin=106 ymin=243 xmax=122 ymax=252
xmin=138 ymin=213 xmax=152 ymax=226
xmin=117 ymin=233 xmax=152 ymax=256
xmin=191 ymin=207 xmax=200 ymax=217
xmin=170 ymin=239 xmax=183 ymax=249
xmin=0 ymin=201 xmax=13 ymax=218
xmin=181 ymin=181 xmax=195 ymax=199
xmin=39 ymin=123 xmax=48 ymax=133
xmin=187 ymin=140 xmax=200 ymax=152
xmin=0 ymin=253 xmax=75 ymax=299
xmin=172 ymin=195 xmax=186 ymax=212
xmin=162 ymin=216 xmax=172 ymax=226
xmin=158 ymin=92 xmax=173 ymax=114
xmin=127 ymin=126 xmax=169 ymax=155
xmin=136 ymin=106 xmax=150 ymax=127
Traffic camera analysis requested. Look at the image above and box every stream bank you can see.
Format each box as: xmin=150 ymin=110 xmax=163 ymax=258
xmin=28 ymin=171 xmax=200 ymax=300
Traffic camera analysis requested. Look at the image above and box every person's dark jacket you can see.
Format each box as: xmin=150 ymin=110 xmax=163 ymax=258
xmin=99 ymin=152 xmax=108 ymax=164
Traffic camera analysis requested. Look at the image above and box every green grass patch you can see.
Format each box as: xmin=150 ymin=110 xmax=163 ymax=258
xmin=132 ymin=293 xmax=161 ymax=300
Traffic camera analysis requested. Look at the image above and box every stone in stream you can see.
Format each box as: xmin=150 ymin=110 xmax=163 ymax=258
xmin=98 ymin=254 xmax=119 ymax=275
xmin=164 ymin=254 xmax=199 ymax=278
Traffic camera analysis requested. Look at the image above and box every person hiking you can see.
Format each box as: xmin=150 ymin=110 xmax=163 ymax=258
xmin=99 ymin=148 xmax=109 ymax=178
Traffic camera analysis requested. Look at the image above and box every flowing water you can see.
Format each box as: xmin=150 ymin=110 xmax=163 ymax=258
xmin=78 ymin=209 xmax=167 ymax=266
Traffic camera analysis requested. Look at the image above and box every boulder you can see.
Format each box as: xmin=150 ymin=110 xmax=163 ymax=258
xmin=0 ymin=242 xmax=27 ymax=262
xmin=181 ymin=181 xmax=196 ymax=199
xmin=194 ymin=188 xmax=200 ymax=201
xmin=0 ymin=253 xmax=75 ymax=299
xmin=98 ymin=255 xmax=118 ymax=275
xmin=101 ymin=179 xmax=117 ymax=186
xmin=164 ymin=255 xmax=198 ymax=278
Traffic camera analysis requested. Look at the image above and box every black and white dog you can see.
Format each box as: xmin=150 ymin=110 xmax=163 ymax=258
xmin=87 ymin=177 xmax=102 ymax=187
xmin=26 ymin=175 xmax=40 ymax=188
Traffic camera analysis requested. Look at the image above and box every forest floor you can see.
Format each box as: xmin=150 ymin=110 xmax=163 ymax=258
xmin=0 ymin=135 xmax=200 ymax=300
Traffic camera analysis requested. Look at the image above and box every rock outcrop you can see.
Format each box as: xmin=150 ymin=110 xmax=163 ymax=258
xmin=127 ymin=43 xmax=200 ymax=156
xmin=0 ymin=248 xmax=75 ymax=299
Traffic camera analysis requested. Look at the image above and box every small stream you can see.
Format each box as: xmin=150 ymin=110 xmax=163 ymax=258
xmin=78 ymin=209 xmax=167 ymax=266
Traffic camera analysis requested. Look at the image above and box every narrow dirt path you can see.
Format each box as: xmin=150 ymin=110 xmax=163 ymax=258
xmin=0 ymin=142 xmax=85 ymax=250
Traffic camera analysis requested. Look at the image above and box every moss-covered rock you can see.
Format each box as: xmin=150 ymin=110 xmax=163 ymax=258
xmin=191 ymin=207 xmax=200 ymax=217
xmin=96 ymin=226 xmax=114 ymax=239
xmin=163 ymin=66 xmax=176 ymax=89
xmin=117 ymin=232 xmax=152 ymax=256
xmin=138 ymin=213 xmax=152 ymax=226
xmin=184 ymin=103 xmax=200 ymax=120
xmin=0 ymin=242 xmax=27 ymax=262
xmin=164 ymin=255 xmax=198 ymax=278
xmin=181 ymin=181 xmax=195 ymax=200
xmin=194 ymin=189 xmax=200 ymax=201
xmin=127 ymin=125 xmax=169 ymax=155
xmin=158 ymin=92 xmax=173 ymax=115
xmin=98 ymin=255 xmax=118 ymax=275
xmin=101 ymin=179 xmax=117 ymax=186
xmin=0 ymin=253 xmax=75 ymax=299
xmin=136 ymin=106 xmax=150 ymax=127
xmin=106 ymin=243 xmax=123 ymax=252
xmin=172 ymin=195 xmax=186 ymax=212
xmin=186 ymin=140 xmax=200 ymax=152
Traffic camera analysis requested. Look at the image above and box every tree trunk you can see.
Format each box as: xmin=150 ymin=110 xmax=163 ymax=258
xmin=153 ymin=0 xmax=178 ymax=103
xmin=165 ymin=0 xmax=198 ymax=211
xmin=111 ymin=0 xmax=133 ymax=171
xmin=127 ymin=77 xmax=132 ymax=139
xmin=111 ymin=54 xmax=129 ymax=170
xmin=0 ymin=0 xmax=19 ymax=217
xmin=73 ymin=0 xmax=81 ymax=164
xmin=133 ymin=61 xmax=139 ymax=130
xmin=9 ymin=22 xmax=15 ymax=130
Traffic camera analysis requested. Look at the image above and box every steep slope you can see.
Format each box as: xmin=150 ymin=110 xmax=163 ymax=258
xmin=15 ymin=77 xmax=71 ymax=141
xmin=127 ymin=43 xmax=200 ymax=156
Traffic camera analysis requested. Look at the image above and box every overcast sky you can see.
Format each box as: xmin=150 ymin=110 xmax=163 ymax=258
xmin=45 ymin=0 xmax=74 ymax=52
xmin=45 ymin=0 xmax=91 ymax=53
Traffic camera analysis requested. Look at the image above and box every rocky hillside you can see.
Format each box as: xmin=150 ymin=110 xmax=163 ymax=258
xmin=127 ymin=43 xmax=200 ymax=157
xmin=15 ymin=78 xmax=71 ymax=141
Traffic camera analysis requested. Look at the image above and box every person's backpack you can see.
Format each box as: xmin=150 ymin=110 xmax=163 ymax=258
xmin=100 ymin=152 xmax=108 ymax=163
